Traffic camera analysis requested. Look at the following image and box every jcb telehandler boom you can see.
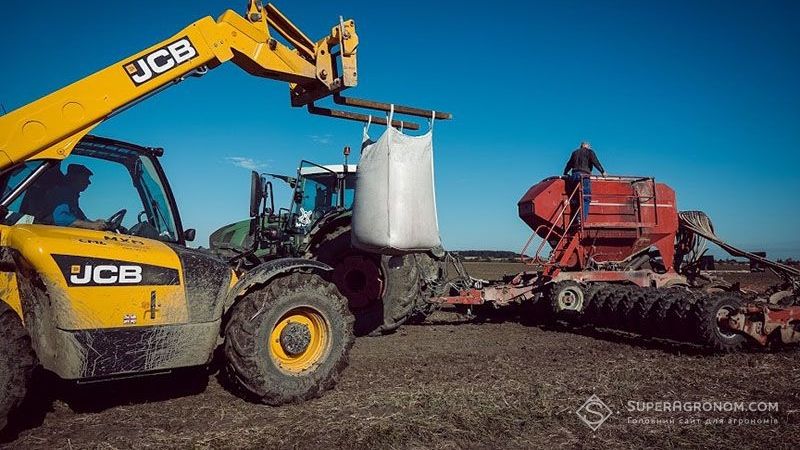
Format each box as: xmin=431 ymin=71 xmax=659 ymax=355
xmin=1 ymin=1 xmax=352 ymax=169
xmin=0 ymin=1 xmax=446 ymax=432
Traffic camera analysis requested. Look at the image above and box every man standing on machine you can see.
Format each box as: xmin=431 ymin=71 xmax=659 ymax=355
xmin=563 ymin=141 xmax=607 ymax=221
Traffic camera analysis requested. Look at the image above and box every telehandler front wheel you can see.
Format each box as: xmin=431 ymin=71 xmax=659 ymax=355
xmin=223 ymin=273 xmax=354 ymax=405
xmin=0 ymin=303 xmax=36 ymax=432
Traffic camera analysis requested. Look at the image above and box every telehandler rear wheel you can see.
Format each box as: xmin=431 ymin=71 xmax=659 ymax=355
xmin=223 ymin=273 xmax=354 ymax=405
xmin=0 ymin=303 xmax=36 ymax=432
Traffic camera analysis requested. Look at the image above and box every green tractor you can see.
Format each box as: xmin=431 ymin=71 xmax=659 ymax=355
xmin=211 ymin=150 xmax=439 ymax=336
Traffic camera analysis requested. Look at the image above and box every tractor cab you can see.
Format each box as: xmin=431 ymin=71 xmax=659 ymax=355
xmin=286 ymin=161 xmax=358 ymax=231
xmin=209 ymin=155 xmax=357 ymax=269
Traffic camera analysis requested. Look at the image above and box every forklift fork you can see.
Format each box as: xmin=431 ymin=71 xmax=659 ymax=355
xmin=307 ymin=94 xmax=452 ymax=131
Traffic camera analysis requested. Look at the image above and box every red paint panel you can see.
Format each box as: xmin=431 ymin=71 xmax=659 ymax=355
xmin=518 ymin=176 xmax=679 ymax=272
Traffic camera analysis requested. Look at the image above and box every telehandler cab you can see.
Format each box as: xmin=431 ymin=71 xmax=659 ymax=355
xmin=0 ymin=1 xmax=447 ymax=431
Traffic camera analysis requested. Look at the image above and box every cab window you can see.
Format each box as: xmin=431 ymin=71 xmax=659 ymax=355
xmin=0 ymin=142 xmax=180 ymax=243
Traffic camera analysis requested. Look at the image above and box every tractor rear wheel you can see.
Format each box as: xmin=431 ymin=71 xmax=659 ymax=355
xmin=223 ymin=273 xmax=354 ymax=404
xmin=308 ymin=224 xmax=421 ymax=336
xmin=0 ymin=303 xmax=35 ymax=432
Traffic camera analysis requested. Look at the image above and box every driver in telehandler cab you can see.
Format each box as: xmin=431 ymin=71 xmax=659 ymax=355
xmin=41 ymin=164 xmax=109 ymax=231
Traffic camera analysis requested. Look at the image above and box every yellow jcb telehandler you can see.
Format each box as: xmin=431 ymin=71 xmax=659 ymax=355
xmin=0 ymin=1 xmax=443 ymax=431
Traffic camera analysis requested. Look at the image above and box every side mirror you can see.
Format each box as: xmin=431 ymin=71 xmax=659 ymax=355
xmin=184 ymin=228 xmax=196 ymax=242
xmin=249 ymin=171 xmax=265 ymax=218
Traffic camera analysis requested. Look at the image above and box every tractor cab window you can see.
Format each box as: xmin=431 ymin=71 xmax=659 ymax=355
xmin=287 ymin=163 xmax=356 ymax=230
xmin=0 ymin=139 xmax=181 ymax=243
xmin=134 ymin=157 xmax=178 ymax=241
xmin=293 ymin=174 xmax=337 ymax=228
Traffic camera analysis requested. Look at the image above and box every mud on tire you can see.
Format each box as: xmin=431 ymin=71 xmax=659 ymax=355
xmin=582 ymin=284 xmax=610 ymax=323
xmin=223 ymin=273 xmax=354 ymax=405
xmin=629 ymin=290 xmax=659 ymax=334
xmin=614 ymin=286 xmax=643 ymax=331
xmin=596 ymin=285 xmax=626 ymax=328
xmin=0 ymin=302 xmax=36 ymax=432
xmin=664 ymin=290 xmax=697 ymax=342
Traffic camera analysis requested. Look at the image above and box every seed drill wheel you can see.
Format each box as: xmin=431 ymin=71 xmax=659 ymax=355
xmin=688 ymin=293 xmax=746 ymax=353
xmin=597 ymin=285 xmax=627 ymax=328
xmin=664 ymin=290 xmax=697 ymax=342
xmin=224 ymin=273 xmax=354 ymax=404
xmin=549 ymin=281 xmax=586 ymax=317
xmin=0 ymin=302 xmax=36 ymax=432
xmin=615 ymin=286 xmax=646 ymax=332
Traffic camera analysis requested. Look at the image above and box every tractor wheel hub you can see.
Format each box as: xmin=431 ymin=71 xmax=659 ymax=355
xmin=279 ymin=321 xmax=312 ymax=355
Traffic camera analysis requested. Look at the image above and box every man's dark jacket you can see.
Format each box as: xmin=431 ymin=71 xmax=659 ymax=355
xmin=563 ymin=147 xmax=605 ymax=176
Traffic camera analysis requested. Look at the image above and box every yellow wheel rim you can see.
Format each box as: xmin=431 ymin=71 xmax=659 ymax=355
xmin=269 ymin=307 xmax=330 ymax=374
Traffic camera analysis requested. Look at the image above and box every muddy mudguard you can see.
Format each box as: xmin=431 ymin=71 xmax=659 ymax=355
xmin=223 ymin=258 xmax=333 ymax=312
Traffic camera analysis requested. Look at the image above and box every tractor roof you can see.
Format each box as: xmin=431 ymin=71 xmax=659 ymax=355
xmin=299 ymin=164 xmax=358 ymax=176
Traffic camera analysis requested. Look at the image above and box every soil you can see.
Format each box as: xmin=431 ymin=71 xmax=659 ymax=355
xmin=1 ymin=263 xmax=796 ymax=449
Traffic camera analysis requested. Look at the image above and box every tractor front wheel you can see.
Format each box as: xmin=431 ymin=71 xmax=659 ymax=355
xmin=223 ymin=273 xmax=354 ymax=404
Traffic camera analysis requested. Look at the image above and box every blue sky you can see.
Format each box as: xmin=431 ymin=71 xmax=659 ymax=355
xmin=2 ymin=0 xmax=799 ymax=258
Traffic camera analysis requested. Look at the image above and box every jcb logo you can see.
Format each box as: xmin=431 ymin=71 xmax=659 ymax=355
xmin=70 ymin=264 xmax=143 ymax=285
xmin=123 ymin=37 xmax=197 ymax=86
xmin=53 ymin=255 xmax=180 ymax=287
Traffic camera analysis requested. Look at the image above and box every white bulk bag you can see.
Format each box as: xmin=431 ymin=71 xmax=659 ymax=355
xmin=351 ymin=110 xmax=441 ymax=253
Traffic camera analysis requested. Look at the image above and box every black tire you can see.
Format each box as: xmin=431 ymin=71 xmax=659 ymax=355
xmin=582 ymin=284 xmax=610 ymax=323
xmin=223 ymin=273 xmax=354 ymax=405
xmin=629 ymin=290 xmax=659 ymax=334
xmin=645 ymin=292 xmax=677 ymax=338
xmin=308 ymin=223 xmax=421 ymax=336
xmin=0 ymin=303 xmax=36 ymax=432
xmin=687 ymin=293 xmax=746 ymax=353
xmin=664 ymin=290 xmax=696 ymax=342
xmin=596 ymin=285 xmax=625 ymax=328
xmin=376 ymin=254 xmax=422 ymax=333
xmin=614 ymin=286 xmax=643 ymax=331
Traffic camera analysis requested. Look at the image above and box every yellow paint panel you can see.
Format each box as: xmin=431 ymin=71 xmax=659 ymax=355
xmin=0 ymin=272 xmax=23 ymax=319
xmin=3 ymin=224 xmax=188 ymax=329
